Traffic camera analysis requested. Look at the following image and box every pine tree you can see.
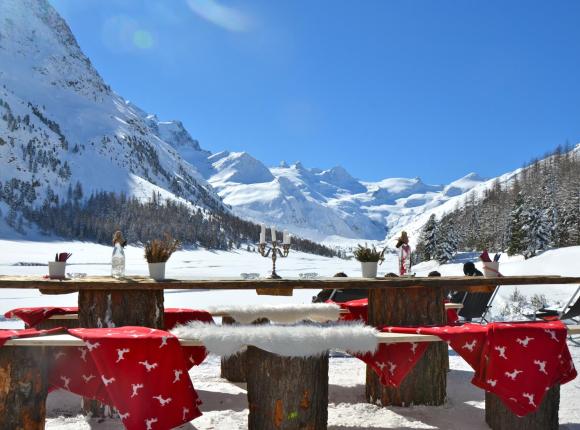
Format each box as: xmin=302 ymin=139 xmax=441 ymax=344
xmin=417 ymin=214 xmax=439 ymax=261
xmin=507 ymin=192 xmax=525 ymax=256
xmin=435 ymin=217 xmax=459 ymax=264
xmin=521 ymin=199 xmax=551 ymax=259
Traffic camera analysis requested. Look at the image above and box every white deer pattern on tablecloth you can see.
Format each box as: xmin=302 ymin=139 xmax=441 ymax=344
xmin=130 ymin=383 xmax=144 ymax=398
xmin=153 ymin=395 xmax=172 ymax=406
xmin=116 ymin=348 xmax=130 ymax=363
xmin=516 ymin=336 xmax=534 ymax=347
xmin=139 ymin=360 xmax=158 ymax=372
xmin=505 ymin=369 xmax=523 ymax=380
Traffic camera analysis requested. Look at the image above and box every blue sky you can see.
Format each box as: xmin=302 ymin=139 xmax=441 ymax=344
xmin=51 ymin=0 xmax=580 ymax=183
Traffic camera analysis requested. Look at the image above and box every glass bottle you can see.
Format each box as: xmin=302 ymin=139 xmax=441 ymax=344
xmin=111 ymin=231 xmax=126 ymax=278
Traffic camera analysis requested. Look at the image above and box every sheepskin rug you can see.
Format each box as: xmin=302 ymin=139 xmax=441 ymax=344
xmin=171 ymin=321 xmax=378 ymax=358
xmin=206 ymin=303 xmax=341 ymax=324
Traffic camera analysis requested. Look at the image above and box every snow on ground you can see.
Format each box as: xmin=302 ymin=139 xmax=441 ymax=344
xmin=0 ymin=240 xmax=579 ymax=428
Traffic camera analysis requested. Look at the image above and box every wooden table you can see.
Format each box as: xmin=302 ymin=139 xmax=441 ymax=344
xmin=2 ymin=275 xmax=579 ymax=410
xmin=1 ymin=274 xmax=579 ymax=291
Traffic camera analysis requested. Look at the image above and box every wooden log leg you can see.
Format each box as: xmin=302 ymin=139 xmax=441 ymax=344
xmin=220 ymin=317 xmax=269 ymax=383
xmin=220 ymin=316 xmax=247 ymax=382
xmin=246 ymin=347 xmax=328 ymax=430
xmin=485 ymin=386 xmax=559 ymax=430
xmin=78 ymin=290 xmax=164 ymax=329
xmin=0 ymin=346 xmax=49 ymax=430
xmin=78 ymin=290 xmax=164 ymax=417
xmin=366 ymin=286 xmax=447 ymax=406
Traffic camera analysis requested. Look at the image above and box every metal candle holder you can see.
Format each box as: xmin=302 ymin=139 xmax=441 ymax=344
xmin=258 ymin=239 xmax=291 ymax=279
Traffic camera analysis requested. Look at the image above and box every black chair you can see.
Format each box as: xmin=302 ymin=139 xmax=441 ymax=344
xmin=527 ymin=285 xmax=580 ymax=344
xmin=312 ymin=288 xmax=368 ymax=303
xmin=328 ymin=288 xmax=368 ymax=303
xmin=451 ymin=287 xmax=499 ymax=324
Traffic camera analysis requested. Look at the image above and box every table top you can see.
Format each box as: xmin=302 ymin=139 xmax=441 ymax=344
xmin=0 ymin=275 xmax=579 ymax=292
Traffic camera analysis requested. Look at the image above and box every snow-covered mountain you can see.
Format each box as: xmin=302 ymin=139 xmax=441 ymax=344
xmin=199 ymin=154 xmax=487 ymax=242
xmin=0 ymin=0 xmax=224 ymax=222
xmin=0 ymin=0 xmax=523 ymax=246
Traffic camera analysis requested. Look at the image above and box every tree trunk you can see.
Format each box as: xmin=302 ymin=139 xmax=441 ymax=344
xmin=220 ymin=316 xmax=269 ymax=383
xmin=0 ymin=346 xmax=49 ymax=430
xmin=485 ymin=386 xmax=559 ymax=430
xmin=366 ymin=286 xmax=447 ymax=406
xmin=78 ymin=290 xmax=164 ymax=328
xmin=246 ymin=346 xmax=328 ymax=430
xmin=78 ymin=290 xmax=164 ymax=417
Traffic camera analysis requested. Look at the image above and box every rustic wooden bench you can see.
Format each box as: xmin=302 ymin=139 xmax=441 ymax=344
xmin=2 ymin=326 xmax=578 ymax=430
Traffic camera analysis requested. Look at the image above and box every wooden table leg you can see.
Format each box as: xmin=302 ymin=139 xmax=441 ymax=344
xmin=78 ymin=290 xmax=164 ymax=328
xmin=78 ymin=290 xmax=164 ymax=417
xmin=0 ymin=346 xmax=50 ymax=430
xmin=366 ymin=286 xmax=447 ymax=406
xmin=246 ymin=346 xmax=328 ymax=430
xmin=220 ymin=316 xmax=247 ymax=382
xmin=485 ymin=386 xmax=559 ymax=430
xmin=220 ymin=317 xmax=269 ymax=383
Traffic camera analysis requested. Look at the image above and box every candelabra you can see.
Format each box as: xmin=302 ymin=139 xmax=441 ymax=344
xmin=258 ymin=226 xmax=291 ymax=279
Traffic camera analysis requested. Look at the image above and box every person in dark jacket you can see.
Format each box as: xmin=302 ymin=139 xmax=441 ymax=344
xmin=463 ymin=262 xmax=483 ymax=277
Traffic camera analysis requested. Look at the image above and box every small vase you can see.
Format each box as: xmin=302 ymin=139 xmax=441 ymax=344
xmin=482 ymin=261 xmax=500 ymax=277
xmin=48 ymin=261 xmax=66 ymax=279
xmin=361 ymin=261 xmax=378 ymax=278
xmin=148 ymin=262 xmax=166 ymax=281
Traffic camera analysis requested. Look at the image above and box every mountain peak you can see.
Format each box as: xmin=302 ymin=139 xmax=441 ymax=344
xmin=209 ymin=152 xmax=274 ymax=185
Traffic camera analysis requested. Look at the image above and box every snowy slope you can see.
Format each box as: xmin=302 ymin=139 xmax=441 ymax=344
xmin=0 ymin=0 xmax=223 ymax=220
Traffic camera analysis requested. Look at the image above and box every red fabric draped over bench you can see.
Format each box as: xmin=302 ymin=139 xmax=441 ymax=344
xmin=4 ymin=307 xmax=214 ymax=366
xmin=359 ymin=321 xmax=577 ymax=416
xmin=1 ymin=325 xmax=206 ymax=429
xmin=50 ymin=326 xmax=203 ymax=429
xmin=4 ymin=307 xmax=78 ymax=327
xmin=334 ymin=298 xmax=459 ymax=324
xmin=4 ymin=306 xmax=213 ymax=330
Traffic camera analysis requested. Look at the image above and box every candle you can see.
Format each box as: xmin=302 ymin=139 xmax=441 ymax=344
xmin=260 ymin=224 xmax=266 ymax=244
xmin=271 ymin=226 xmax=276 ymax=242
xmin=283 ymin=230 xmax=290 ymax=244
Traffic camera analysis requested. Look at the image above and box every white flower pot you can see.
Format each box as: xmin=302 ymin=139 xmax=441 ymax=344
xmin=482 ymin=261 xmax=500 ymax=277
xmin=148 ymin=262 xmax=166 ymax=281
xmin=48 ymin=261 xmax=66 ymax=279
xmin=361 ymin=261 xmax=378 ymax=278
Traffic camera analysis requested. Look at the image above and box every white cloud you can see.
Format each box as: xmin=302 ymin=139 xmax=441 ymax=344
xmin=186 ymin=0 xmax=251 ymax=32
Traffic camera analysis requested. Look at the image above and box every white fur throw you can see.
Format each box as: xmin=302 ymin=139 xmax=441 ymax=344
xmin=207 ymin=303 xmax=341 ymax=324
xmin=171 ymin=322 xmax=378 ymax=358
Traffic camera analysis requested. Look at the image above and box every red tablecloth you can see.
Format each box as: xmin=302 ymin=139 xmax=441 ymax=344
xmin=334 ymin=298 xmax=459 ymax=324
xmin=359 ymin=321 xmax=577 ymax=416
xmin=471 ymin=321 xmax=576 ymax=416
xmin=5 ymin=306 xmax=214 ymax=366
xmin=5 ymin=307 xmax=213 ymax=329
xmin=51 ymin=326 xmax=202 ymax=430
xmin=4 ymin=307 xmax=78 ymax=327
xmin=165 ymin=309 xmax=214 ymax=366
